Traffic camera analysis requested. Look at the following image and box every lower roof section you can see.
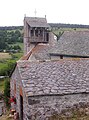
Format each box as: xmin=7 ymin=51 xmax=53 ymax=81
xmin=50 ymin=31 xmax=89 ymax=57
xmin=17 ymin=58 xmax=89 ymax=97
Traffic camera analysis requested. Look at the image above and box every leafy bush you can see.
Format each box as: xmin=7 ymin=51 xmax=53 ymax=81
xmin=4 ymin=78 xmax=10 ymax=108
xmin=0 ymin=29 xmax=23 ymax=51
xmin=0 ymin=66 xmax=8 ymax=76
xmin=6 ymin=60 xmax=16 ymax=77
xmin=0 ymin=60 xmax=16 ymax=76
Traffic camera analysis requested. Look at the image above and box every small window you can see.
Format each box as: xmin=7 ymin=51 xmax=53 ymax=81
xmin=40 ymin=30 xmax=43 ymax=37
xmin=60 ymin=55 xmax=63 ymax=59
xmin=35 ymin=30 xmax=38 ymax=37
xmin=31 ymin=30 xmax=34 ymax=36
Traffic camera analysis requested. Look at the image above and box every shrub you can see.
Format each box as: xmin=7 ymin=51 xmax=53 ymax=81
xmin=0 ymin=60 xmax=16 ymax=76
xmin=6 ymin=60 xmax=16 ymax=77
xmin=0 ymin=66 xmax=8 ymax=76
xmin=4 ymin=78 xmax=10 ymax=108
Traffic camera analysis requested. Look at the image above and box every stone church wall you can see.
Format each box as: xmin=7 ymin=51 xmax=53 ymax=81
xmin=10 ymin=66 xmax=23 ymax=119
xmin=26 ymin=93 xmax=89 ymax=120
xmin=11 ymin=59 xmax=89 ymax=120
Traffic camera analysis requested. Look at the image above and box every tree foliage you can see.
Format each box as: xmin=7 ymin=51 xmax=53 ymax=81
xmin=4 ymin=78 xmax=10 ymax=108
xmin=0 ymin=60 xmax=16 ymax=76
xmin=0 ymin=29 xmax=23 ymax=51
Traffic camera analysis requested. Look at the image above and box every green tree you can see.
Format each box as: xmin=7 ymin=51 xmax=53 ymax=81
xmin=13 ymin=45 xmax=21 ymax=50
xmin=15 ymin=30 xmax=21 ymax=37
xmin=7 ymin=60 xmax=16 ymax=77
xmin=4 ymin=78 xmax=10 ymax=108
xmin=0 ymin=60 xmax=16 ymax=76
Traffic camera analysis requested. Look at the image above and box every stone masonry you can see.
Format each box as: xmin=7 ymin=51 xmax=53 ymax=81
xmin=10 ymin=17 xmax=89 ymax=120
xmin=11 ymin=59 xmax=89 ymax=119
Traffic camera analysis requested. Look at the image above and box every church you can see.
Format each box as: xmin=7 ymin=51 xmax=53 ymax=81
xmin=10 ymin=16 xmax=89 ymax=120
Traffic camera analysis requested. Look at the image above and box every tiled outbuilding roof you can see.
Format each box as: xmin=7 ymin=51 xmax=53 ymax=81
xmin=25 ymin=17 xmax=50 ymax=28
xmin=50 ymin=31 xmax=89 ymax=57
xmin=17 ymin=59 xmax=89 ymax=97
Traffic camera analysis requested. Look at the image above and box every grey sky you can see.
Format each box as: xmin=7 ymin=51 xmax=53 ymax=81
xmin=0 ymin=0 xmax=89 ymax=26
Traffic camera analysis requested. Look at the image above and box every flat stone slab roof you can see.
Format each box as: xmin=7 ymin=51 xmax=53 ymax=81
xmin=28 ymin=44 xmax=51 ymax=61
xmin=17 ymin=59 xmax=89 ymax=96
xmin=50 ymin=31 xmax=89 ymax=57
xmin=25 ymin=17 xmax=50 ymax=28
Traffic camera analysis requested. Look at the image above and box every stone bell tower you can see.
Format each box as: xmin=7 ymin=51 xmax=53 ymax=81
xmin=24 ymin=16 xmax=50 ymax=55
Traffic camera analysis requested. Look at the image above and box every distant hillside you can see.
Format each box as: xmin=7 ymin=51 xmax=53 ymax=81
xmin=0 ymin=26 xmax=23 ymax=30
xmin=0 ymin=28 xmax=23 ymax=52
xmin=0 ymin=23 xmax=89 ymax=30
xmin=49 ymin=23 xmax=89 ymax=29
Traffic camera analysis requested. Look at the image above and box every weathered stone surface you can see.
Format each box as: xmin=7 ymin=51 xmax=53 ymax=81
xmin=50 ymin=31 xmax=89 ymax=57
xmin=27 ymin=94 xmax=89 ymax=120
xmin=17 ymin=59 xmax=89 ymax=96
xmin=11 ymin=59 xmax=89 ymax=120
xmin=28 ymin=98 xmax=40 ymax=105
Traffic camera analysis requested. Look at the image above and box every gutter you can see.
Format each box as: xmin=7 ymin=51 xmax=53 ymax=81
xmin=49 ymin=53 xmax=89 ymax=58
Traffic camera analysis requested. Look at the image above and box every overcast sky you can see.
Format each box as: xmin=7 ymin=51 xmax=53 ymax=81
xmin=0 ymin=0 xmax=89 ymax=26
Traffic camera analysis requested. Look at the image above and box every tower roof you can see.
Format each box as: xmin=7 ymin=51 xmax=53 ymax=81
xmin=25 ymin=17 xmax=50 ymax=28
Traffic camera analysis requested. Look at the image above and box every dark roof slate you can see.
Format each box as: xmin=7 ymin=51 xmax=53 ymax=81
xmin=17 ymin=59 xmax=89 ymax=96
xmin=50 ymin=31 xmax=89 ymax=57
xmin=29 ymin=44 xmax=51 ymax=61
xmin=25 ymin=17 xmax=50 ymax=28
